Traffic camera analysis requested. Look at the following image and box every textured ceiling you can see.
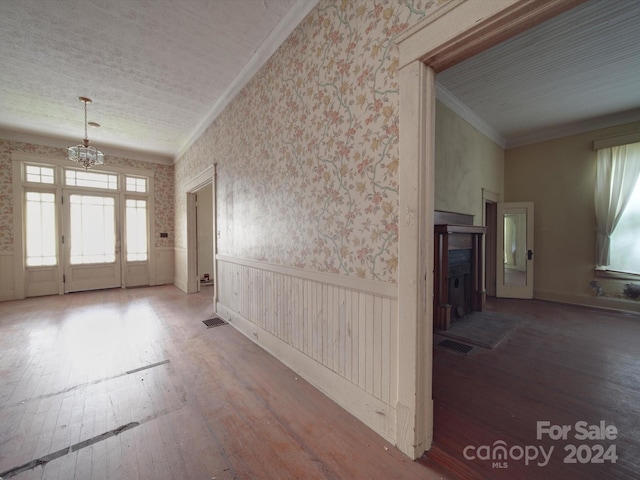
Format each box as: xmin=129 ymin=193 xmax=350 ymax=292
xmin=437 ymin=0 xmax=640 ymax=148
xmin=1 ymin=0 xmax=639 ymax=163
xmin=0 ymin=0 xmax=314 ymax=163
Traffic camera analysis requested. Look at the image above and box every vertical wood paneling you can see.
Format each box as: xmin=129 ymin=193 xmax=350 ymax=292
xmin=350 ymin=289 xmax=359 ymax=385
xmin=372 ymin=296 xmax=382 ymax=399
xmin=216 ymin=259 xmax=398 ymax=406
xmin=365 ymin=295 xmax=374 ymax=393
xmin=358 ymin=292 xmax=366 ymax=391
xmin=381 ymin=297 xmax=391 ymax=405
xmin=0 ymin=253 xmax=15 ymax=301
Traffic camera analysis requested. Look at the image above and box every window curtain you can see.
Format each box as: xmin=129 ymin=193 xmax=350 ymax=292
xmin=594 ymin=142 xmax=640 ymax=266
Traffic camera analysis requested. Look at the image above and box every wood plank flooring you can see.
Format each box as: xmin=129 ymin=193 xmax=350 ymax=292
xmin=422 ymin=297 xmax=640 ymax=480
xmin=2 ymin=286 xmax=639 ymax=479
xmin=0 ymin=285 xmax=446 ymax=480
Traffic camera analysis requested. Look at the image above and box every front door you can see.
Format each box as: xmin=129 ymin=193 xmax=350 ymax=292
xmin=496 ymin=202 xmax=534 ymax=298
xmin=63 ymin=192 xmax=122 ymax=293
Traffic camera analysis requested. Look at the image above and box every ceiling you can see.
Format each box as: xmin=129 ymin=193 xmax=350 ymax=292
xmin=0 ymin=0 xmax=316 ymax=163
xmin=436 ymin=0 xmax=640 ymax=149
xmin=0 ymin=0 xmax=639 ymax=164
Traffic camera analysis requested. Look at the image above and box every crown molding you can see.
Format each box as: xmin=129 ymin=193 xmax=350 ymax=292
xmin=506 ymin=108 xmax=640 ymax=149
xmin=0 ymin=128 xmax=174 ymax=165
xmin=175 ymin=0 xmax=319 ymax=163
xmin=435 ymin=82 xmax=506 ymax=148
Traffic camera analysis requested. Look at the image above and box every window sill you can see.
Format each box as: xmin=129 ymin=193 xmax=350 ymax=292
xmin=594 ymin=269 xmax=640 ymax=281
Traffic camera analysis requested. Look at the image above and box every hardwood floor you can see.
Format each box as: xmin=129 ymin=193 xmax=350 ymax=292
xmin=2 ymin=287 xmax=639 ymax=479
xmin=423 ymin=297 xmax=640 ymax=479
xmin=0 ymin=286 xmax=446 ymax=480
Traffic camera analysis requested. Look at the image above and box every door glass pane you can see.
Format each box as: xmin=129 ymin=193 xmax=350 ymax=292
xmin=69 ymin=195 xmax=116 ymax=265
xmin=126 ymin=199 xmax=148 ymax=261
xmin=503 ymin=213 xmax=527 ymax=287
xmin=25 ymin=192 xmax=57 ymax=266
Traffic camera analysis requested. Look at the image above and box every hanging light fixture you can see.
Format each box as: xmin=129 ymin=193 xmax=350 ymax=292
xmin=68 ymin=97 xmax=104 ymax=169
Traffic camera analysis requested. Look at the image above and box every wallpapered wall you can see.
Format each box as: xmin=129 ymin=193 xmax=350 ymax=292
xmin=0 ymin=139 xmax=175 ymax=251
xmin=176 ymin=0 xmax=439 ymax=284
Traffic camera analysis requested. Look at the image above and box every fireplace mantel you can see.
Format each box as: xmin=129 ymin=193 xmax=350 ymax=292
xmin=433 ymin=212 xmax=486 ymax=330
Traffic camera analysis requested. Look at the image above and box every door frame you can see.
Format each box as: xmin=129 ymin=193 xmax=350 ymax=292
xmin=496 ymin=201 xmax=535 ymax=298
xmin=184 ymin=164 xmax=217 ymax=306
xmin=483 ymin=188 xmax=500 ymax=297
xmin=11 ymin=152 xmax=156 ymax=299
xmin=395 ymin=0 xmax=579 ymax=459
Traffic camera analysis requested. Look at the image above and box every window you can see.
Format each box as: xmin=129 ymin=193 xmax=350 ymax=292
xmin=126 ymin=176 xmax=147 ymax=193
xmin=25 ymin=192 xmax=57 ymax=266
xmin=126 ymin=199 xmax=148 ymax=261
xmin=608 ymin=175 xmax=640 ymax=274
xmin=25 ymin=165 xmax=54 ymax=184
xmin=595 ymin=141 xmax=640 ymax=275
xmin=65 ymin=169 xmax=117 ymax=190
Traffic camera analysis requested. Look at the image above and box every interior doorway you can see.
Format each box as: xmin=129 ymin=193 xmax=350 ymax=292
xmin=195 ymin=183 xmax=214 ymax=290
xmin=483 ymin=190 xmax=499 ymax=297
xmin=185 ymin=164 xmax=217 ymax=307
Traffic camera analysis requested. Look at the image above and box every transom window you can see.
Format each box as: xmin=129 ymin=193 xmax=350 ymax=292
xmin=25 ymin=165 xmax=55 ymax=184
xmin=126 ymin=176 xmax=147 ymax=193
xmin=65 ymin=169 xmax=118 ymax=190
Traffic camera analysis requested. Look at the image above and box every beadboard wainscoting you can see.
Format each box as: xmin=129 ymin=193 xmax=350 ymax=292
xmin=174 ymin=247 xmax=188 ymax=293
xmin=0 ymin=252 xmax=15 ymax=301
xmin=216 ymin=255 xmax=399 ymax=443
xmin=154 ymin=247 xmax=175 ymax=286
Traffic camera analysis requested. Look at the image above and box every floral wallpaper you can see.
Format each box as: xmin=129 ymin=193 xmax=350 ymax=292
xmin=0 ymin=139 xmax=174 ymax=251
xmin=176 ymin=0 xmax=438 ymax=283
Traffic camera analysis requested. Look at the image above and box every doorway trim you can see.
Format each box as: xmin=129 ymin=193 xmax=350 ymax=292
xmin=395 ymin=0 xmax=580 ymax=460
xmin=184 ymin=165 xmax=216 ymax=299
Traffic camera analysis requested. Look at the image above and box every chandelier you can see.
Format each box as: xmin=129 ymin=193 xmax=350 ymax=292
xmin=68 ymin=97 xmax=104 ymax=169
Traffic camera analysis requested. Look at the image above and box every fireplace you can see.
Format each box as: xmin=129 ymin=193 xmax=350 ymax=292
xmin=434 ymin=211 xmax=486 ymax=330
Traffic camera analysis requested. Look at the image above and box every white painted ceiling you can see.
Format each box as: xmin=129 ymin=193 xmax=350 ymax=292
xmin=0 ymin=0 xmax=638 ymax=163
xmin=436 ymin=0 xmax=640 ymax=148
xmin=0 ymin=0 xmax=315 ymax=163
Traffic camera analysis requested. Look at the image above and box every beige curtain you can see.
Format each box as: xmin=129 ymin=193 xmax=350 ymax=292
xmin=595 ymin=142 xmax=640 ymax=266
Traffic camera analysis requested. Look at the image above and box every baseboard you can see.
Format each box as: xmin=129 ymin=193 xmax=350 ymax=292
xmin=535 ymin=289 xmax=640 ymax=314
xmin=216 ymin=302 xmax=398 ymax=445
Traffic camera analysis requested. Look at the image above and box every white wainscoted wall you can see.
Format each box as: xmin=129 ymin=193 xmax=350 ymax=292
xmin=0 ymin=252 xmax=15 ymax=301
xmin=216 ymin=255 xmax=399 ymax=443
xmin=154 ymin=247 xmax=175 ymax=286
xmin=174 ymin=247 xmax=188 ymax=293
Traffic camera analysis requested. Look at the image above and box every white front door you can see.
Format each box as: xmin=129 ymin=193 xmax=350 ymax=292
xmin=496 ymin=202 xmax=534 ymax=298
xmin=63 ymin=192 xmax=122 ymax=293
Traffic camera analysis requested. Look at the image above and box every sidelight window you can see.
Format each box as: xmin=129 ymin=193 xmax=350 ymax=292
xmin=25 ymin=191 xmax=57 ymax=266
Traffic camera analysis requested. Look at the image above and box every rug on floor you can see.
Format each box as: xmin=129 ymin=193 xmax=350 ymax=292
xmin=436 ymin=311 xmax=525 ymax=349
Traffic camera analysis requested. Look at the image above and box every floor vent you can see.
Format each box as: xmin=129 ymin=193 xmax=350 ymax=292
xmin=438 ymin=338 xmax=474 ymax=354
xmin=202 ymin=317 xmax=227 ymax=328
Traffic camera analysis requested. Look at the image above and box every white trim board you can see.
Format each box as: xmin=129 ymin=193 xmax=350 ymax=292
xmin=216 ymin=255 xmax=398 ymax=299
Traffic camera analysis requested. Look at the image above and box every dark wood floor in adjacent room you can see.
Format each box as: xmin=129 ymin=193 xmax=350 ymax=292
xmin=423 ymin=297 xmax=640 ymax=480
xmin=0 ymin=285 xmax=446 ymax=480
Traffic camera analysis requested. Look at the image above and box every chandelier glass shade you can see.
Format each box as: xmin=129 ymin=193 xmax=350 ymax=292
xmin=68 ymin=97 xmax=104 ymax=169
